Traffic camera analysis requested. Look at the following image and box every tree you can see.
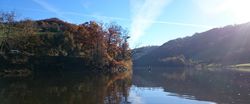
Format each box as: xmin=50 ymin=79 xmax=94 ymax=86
xmin=106 ymin=23 xmax=123 ymax=60
xmin=0 ymin=11 xmax=16 ymax=53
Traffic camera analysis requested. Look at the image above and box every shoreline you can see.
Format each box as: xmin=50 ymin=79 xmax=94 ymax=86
xmin=0 ymin=56 xmax=132 ymax=78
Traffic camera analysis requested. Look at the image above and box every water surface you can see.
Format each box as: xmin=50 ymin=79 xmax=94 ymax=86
xmin=130 ymin=67 xmax=250 ymax=104
xmin=0 ymin=67 xmax=250 ymax=104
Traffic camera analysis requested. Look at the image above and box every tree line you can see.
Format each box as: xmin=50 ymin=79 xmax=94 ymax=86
xmin=0 ymin=12 xmax=131 ymax=69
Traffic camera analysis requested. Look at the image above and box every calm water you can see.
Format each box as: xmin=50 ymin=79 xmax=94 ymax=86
xmin=131 ymin=67 xmax=250 ymax=104
xmin=0 ymin=67 xmax=250 ymax=104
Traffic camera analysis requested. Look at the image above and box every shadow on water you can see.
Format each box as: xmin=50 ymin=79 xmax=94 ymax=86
xmin=132 ymin=67 xmax=250 ymax=104
xmin=1 ymin=65 xmax=250 ymax=104
xmin=0 ymin=67 xmax=132 ymax=104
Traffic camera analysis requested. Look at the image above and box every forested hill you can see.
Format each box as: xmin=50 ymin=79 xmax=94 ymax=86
xmin=134 ymin=22 xmax=250 ymax=67
xmin=132 ymin=46 xmax=158 ymax=60
xmin=0 ymin=12 xmax=131 ymax=71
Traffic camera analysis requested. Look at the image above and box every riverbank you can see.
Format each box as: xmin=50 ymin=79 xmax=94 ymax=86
xmin=0 ymin=56 xmax=132 ymax=77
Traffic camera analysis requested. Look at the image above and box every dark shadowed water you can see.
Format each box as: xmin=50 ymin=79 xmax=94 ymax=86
xmin=0 ymin=67 xmax=250 ymax=104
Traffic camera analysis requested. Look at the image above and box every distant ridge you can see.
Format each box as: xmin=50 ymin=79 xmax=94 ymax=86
xmin=134 ymin=22 xmax=250 ymax=67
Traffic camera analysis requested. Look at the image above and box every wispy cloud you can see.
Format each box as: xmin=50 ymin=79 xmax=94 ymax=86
xmin=152 ymin=20 xmax=213 ymax=28
xmin=31 ymin=0 xmax=128 ymax=23
xmin=31 ymin=0 xmax=66 ymax=19
xmin=32 ymin=0 xmax=58 ymax=14
xmin=129 ymin=0 xmax=172 ymax=45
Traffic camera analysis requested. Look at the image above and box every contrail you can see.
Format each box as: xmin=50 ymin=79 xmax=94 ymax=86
xmin=17 ymin=2 xmax=213 ymax=29
xmin=31 ymin=0 xmax=68 ymax=21
xmin=61 ymin=12 xmax=213 ymax=28
xmin=153 ymin=20 xmax=213 ymax=28
xmin=28 ymin=1 xmax=213 ymax=38
xmin=61 ymin=11 xmax=130 ymax=22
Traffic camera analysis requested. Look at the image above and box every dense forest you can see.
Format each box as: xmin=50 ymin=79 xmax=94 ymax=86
xmin=0 ymin=12 xmax=131 ymax=72
xmin=134 ymin=22 xmax=250 ymax=67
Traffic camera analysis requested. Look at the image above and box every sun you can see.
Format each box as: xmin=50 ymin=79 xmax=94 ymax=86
xmin=224 ymin=0 xmax=250 ymax=23
xmin=195 ymin=0 xmax=250 ymax=23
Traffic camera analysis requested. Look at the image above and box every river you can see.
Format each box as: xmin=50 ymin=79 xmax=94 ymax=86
xmin=0 ymin=67 xmax=250 ymax=104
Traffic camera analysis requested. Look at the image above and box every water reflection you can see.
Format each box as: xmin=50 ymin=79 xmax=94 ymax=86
xmin=131 ymin=67 xmax=250 ymax=104
xmin=0 ymin=71 xmax=132 ymax=104
xmin=1 ymin=67 xmax=250 ymax=104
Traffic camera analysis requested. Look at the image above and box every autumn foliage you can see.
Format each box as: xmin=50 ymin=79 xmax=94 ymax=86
xmin=0 ymin=12 xmax=131 ymax=70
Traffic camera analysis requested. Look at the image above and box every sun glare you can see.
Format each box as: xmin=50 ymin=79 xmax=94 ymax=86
xmin=224 ymin=0 xmax=250 ymax=23
xmin=195 ymin=0 xmax=250 ymax=23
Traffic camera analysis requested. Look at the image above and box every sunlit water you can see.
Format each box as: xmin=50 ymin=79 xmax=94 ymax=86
xmin=130 ymin=67 xmax=250 ymax=104
xmin=0 ymin=67 xmax=250 ymax=104
xmin=128 ymin=86 xmax=214 ymax=104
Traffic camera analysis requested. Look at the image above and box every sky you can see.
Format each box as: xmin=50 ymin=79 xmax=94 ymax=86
xmin=1 ymin=0 xmax=250 ymax=48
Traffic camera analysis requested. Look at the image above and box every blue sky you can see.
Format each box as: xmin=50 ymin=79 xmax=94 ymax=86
xmin=1 ymin=0 xmax=250 ymax=48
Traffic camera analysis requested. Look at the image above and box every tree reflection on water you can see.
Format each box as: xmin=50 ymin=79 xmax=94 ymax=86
xmin=0 ymin=70 xmax=132 ymax=104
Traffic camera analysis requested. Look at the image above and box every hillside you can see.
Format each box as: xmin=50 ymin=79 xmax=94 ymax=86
xmin=132 ymin=46 xmax=158 ymax=60
xmin=134 ymin=22 xmax=250 ymax=67
xmin=0 ymin=12 xmax=131 ymax=73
